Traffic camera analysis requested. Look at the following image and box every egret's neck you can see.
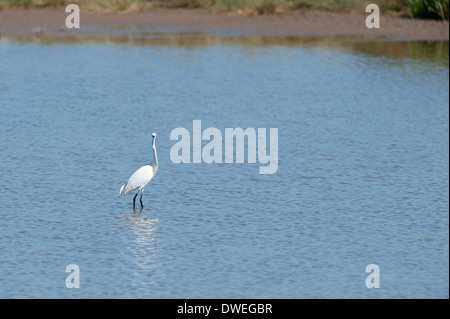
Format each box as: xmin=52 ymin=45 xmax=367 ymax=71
xmin=152 ymin=139 xmax=158 ymax=173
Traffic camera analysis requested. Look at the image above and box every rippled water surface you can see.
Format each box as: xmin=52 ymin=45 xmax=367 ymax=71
xmin=0 ymin=36 xmax=448 ymax=298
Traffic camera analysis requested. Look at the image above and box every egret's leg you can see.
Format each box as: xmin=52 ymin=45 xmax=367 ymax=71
xmin=133 ymin=193 xmax=138 ymax=210
xmin=140 ymin=188 xmax=144 ymax=209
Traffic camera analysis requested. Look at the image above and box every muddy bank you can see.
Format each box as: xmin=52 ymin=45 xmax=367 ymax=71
xmin=0 ymin=8 xmax=448 ymax=40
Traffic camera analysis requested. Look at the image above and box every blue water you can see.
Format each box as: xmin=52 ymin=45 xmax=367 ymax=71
xmin=0 ymin=37 xmax=448 ymax=298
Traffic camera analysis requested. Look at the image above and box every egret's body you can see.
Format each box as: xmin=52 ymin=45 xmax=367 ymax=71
xmin=120 ymin=133 xmax=158 ymax=209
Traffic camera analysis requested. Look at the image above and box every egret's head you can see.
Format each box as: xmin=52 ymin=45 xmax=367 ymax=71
xmin=152 ymin=133 xmax=157 ymax=138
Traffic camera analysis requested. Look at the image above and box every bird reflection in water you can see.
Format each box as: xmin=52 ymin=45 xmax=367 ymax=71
xmin=121 ymin=210 xmax=162 ymax=276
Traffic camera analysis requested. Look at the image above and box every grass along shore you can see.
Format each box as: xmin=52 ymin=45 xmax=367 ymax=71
xmin=0 ymin=0 xmax=448 ymax=20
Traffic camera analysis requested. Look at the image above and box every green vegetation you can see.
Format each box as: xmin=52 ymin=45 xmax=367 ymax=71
xmin=0 ymin=0 xmax=448 ymax=20
xmin=408 ymin=0 xmax=448 ymax=19
xmin=0 ymin=0 xmax=141 ymax=12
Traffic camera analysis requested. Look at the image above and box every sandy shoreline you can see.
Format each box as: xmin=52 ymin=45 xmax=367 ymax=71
xmin=0 ymin=8 xmax=448 ymax=40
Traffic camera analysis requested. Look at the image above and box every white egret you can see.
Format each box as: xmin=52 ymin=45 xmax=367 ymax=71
xmin=120 ymin=133 xmax=158 ymax=210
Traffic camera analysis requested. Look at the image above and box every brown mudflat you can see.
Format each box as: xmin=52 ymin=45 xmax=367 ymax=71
xmin=0 ymin=8 xmax=448 ymax=40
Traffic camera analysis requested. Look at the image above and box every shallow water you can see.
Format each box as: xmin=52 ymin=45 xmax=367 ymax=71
xmin=0 ymin=35 xmax=448 ymax=298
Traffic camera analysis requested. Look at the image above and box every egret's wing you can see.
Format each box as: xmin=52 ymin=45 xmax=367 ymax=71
xmin=120 ymin=165 xmax=153 ymax=195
